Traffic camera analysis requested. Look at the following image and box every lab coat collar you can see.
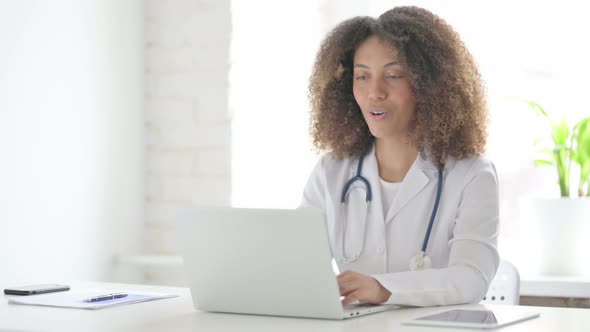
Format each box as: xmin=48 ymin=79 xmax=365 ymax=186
xmin=385 ymin=152 xmax=431 ymax=222
xmin=359 ymin=144 xmax=440 ymax=223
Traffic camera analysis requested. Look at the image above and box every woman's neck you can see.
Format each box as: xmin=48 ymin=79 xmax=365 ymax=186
xmin=375 ymin=137 xmax=419 ymax=183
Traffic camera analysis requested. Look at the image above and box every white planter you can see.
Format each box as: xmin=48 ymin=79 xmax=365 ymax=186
xmin=528 ymin=198 xmax=590 ymax=277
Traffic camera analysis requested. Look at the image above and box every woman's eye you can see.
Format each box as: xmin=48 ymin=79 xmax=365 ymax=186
xmin=386 ymin=75 xmax=402 ymax=79
xmin=355 ymin=75 xmax=367 ymax=80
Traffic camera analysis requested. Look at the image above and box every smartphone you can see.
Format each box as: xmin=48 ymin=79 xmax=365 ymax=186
xmin=4 ymin=284 xmax=70 ymax=295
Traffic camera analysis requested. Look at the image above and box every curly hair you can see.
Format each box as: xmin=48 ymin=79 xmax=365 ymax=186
xmin=308 ymin=6 xmax=487 ymax=168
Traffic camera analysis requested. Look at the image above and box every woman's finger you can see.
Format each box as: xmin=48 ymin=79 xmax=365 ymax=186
xmin=341 ymin=290 xmax=361 ymax=305
xmin=339 ymin=281 xmax=358 ymax=296
xmin=336 ymin=270 xmax=354 ymax=281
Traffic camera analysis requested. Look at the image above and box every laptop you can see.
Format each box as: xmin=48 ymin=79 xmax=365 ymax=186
xmin=175 ymin=207 xmax=398 ymax=320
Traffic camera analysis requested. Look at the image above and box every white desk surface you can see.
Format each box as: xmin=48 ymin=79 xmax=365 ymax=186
xmin=1 ymin=282 xmax=589 ymax=332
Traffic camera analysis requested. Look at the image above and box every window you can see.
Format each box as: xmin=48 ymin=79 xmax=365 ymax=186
xmin=231 ymin=0 xmax=590 ymax=275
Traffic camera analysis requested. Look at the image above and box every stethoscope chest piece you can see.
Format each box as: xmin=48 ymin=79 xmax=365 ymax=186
xmin=409 ymin=251 xmax=432 ymax=271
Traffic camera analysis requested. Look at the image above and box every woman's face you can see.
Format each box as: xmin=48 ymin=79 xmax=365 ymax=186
xmin=352 ymin=35 xmax=416 ymax=140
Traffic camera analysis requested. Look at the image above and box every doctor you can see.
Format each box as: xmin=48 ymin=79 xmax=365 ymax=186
xmin=301 ymin=6 xmax=499 ymax=307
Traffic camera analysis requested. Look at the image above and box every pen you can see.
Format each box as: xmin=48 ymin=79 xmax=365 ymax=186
xmin=84 ymin=292 xmax=128 ymax=303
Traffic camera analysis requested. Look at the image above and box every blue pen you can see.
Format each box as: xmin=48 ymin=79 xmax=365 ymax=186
xmin=84 ymin=292 xmax=128 ymax=303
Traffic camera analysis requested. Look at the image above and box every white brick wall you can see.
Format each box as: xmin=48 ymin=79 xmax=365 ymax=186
xmin=145 ymin=0 xmax=231 ymax=285
xmin=1 ymin=0 xmax=145 ymax=285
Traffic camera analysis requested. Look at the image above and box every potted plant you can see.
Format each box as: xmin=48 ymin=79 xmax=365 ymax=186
xmin=521 ymin=99 xmax=590 ymax=276
xmin=526 ymin=100 xmax=590 ymax=197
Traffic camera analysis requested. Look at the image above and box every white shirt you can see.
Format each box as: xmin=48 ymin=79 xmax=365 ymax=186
xmin=300 ymin=144 xmax=500 ymax=307
xmin=379 ymin=178 xmax=401 ymax=217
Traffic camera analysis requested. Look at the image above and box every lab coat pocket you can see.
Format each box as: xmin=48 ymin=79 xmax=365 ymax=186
xmin=340 ymin=185 xmax=369 ymax=261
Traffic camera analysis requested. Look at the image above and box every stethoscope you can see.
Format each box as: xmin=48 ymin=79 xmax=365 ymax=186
xmin=340 ymin=155 xmax=443 ymax=271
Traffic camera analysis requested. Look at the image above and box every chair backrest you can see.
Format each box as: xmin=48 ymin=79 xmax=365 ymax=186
xmin=482 ymin=260 xmax=520 ymax=305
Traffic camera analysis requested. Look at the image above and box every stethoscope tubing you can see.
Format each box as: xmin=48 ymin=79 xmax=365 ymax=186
xmin=421 ymin=169 xmax=443 ymax=252
xmin=340 ymin=157 xmax=372 ymax=203
xmin=340 ymin=154 xmax=443 ymax=263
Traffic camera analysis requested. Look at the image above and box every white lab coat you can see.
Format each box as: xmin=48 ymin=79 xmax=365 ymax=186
xmin=300 ymin=144 xmax=499 ymax=307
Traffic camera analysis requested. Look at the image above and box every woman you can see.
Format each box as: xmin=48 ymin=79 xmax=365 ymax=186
xmin=301 ymin=6 xmax=499 ymax=307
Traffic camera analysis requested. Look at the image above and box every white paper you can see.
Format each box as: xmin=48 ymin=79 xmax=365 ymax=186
xmin=7 ymin=289 xmax=178 ymax=310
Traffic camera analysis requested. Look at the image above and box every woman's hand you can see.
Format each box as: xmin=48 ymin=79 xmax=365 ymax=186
xmin=337 ymin=270 xmax=392 ymax=305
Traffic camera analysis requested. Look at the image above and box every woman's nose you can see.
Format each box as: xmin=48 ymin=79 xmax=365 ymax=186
xmin=368 ymin=80 xmax=387 ymax=101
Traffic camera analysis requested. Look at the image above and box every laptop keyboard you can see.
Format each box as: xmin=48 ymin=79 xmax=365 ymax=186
xmin=344 ymin=303 xmax=380 ymax=309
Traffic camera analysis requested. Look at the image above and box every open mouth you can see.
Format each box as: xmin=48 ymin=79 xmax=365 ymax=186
xmin=368 ymin=110 xmax=386 ymax=120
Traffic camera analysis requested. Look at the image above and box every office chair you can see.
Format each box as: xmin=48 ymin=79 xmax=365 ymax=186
xmin=482 ymin=260 xmax=520 ymax=305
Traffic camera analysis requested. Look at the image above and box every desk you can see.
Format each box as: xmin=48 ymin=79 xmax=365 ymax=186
xmin=520 ymin=276 xmax=590 ymax=308
xmin=521 ymin=275 xmax=590 ymax=298
xmin=1 ymin=282 xmax=589 ymax=332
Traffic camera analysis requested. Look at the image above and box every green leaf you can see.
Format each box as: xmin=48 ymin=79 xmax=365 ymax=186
xmin=528 ymin=100 xmax=548 ymax=117
xmin=574 ymin=118 xmax=590 ymax=155
xmin=534 ymin=159 xmax=554 ymax=167
xmin=504 ymin=96 xmax=546 ymax=116
xmin=551 ymin=118 xmax=570 ymax=146
xmin=574 ymin=117 xmax=590 ymax=184
xmin=536 ymin=148 xmax=557 ymax=162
